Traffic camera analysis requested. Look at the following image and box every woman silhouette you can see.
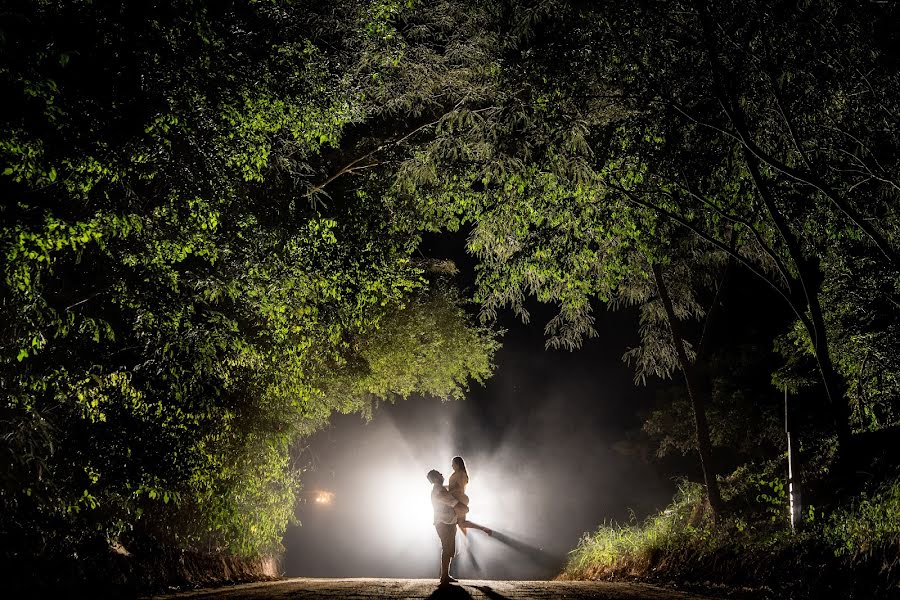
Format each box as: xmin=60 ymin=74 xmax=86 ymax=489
xmin=448 ymin=456 xmax=492 ymax=536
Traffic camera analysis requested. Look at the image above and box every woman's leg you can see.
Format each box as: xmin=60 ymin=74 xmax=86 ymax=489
xmin=458 ymin=519 xmax=492 ymax=536
xmin=454 ymin=504 xmax=469 ymax=536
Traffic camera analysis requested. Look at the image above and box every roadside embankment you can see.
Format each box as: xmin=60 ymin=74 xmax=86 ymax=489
xmin=560 ymin=480 xmax=900 ymax=599
xmin=1 ymin=545 xmax=280 ymax=598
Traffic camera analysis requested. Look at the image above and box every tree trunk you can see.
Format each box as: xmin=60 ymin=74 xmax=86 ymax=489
xmin=805 ymin=276 xmax=852 ymax=448
xmin=652 ymin=262 xmax=724 ymax=520
xmin=743 ymin=151 xmax=852 ymax=451
xmin=694 ymin=0 xmax=899 ymax=268
xmin=694 ymin=3 xmax=854 ymax=451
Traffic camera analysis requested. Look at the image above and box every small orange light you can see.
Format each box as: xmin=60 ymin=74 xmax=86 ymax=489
xmin=314 ymin=491 xmax=334 ymax=505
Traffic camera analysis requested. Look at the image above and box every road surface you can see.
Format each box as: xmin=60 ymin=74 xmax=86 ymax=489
xmin=148 ymin=578 xmax=726 ymax=599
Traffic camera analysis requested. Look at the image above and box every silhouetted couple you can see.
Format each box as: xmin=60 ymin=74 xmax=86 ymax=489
xmin=427 ymin=456 xmax=492 ymax=585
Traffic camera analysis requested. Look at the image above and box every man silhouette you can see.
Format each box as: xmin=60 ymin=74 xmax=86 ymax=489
xmin=427 ymin=469 xmax=460 ymax=585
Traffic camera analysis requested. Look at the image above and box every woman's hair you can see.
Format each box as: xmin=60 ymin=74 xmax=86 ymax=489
xmin=451 ymin=456 xmax=467 ymax=472
xmin=426 ymin=469 xmax=443 ymax=484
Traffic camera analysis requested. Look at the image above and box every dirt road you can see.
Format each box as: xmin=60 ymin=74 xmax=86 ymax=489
xmin=149 ymin=577 xmax=726 ymax=599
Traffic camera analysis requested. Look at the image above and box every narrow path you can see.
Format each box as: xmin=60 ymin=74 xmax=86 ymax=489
xmin=148 ymin=577 xmax=726 ymax=599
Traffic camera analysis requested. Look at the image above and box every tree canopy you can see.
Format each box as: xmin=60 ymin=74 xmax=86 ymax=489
xmin=1 ymin=0 xmax=500 ymax=560
xmin=1 ymin=0 xmax=898 ymax=577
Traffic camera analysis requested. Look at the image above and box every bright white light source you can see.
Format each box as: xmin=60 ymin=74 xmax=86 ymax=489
xmin=376 ymin=471 xmax=434 ymax=540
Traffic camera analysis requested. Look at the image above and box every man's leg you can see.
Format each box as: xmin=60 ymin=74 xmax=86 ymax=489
xmin=436 ymin=523 xmax=456 ymax=583
xmin=441 ymin=545 xmax=453 ymax=582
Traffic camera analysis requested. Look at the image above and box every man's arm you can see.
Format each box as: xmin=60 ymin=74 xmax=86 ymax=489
xmin=434 ymin=486 xmax=459 ymax=507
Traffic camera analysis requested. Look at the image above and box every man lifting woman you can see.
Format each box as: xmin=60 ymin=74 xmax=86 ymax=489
xmin=427 ymin=456 xmax=492 ymax=585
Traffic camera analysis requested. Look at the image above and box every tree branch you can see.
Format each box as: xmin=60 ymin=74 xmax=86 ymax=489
xmin=304 ymin=102 xmax=491 ymax=200
xmin=609 ymin=182 xmax=813 ymax=333
xmin=669 ymin=179 xmax=794 ymax=292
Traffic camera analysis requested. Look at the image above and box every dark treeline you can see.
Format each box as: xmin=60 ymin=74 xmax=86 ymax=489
xmin=1 ymin=0 xmax=898 ymax=595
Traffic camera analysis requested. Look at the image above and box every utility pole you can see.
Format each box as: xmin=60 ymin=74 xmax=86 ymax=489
xmin=785 ymin=385 xmax=802 ymax=531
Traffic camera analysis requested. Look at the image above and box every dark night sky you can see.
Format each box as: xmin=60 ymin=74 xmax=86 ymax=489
xmin=282 ymin=234 xmax=679 ymax=579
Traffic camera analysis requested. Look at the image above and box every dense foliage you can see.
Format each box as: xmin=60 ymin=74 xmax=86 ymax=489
xmin=1 ymin=0 xmax=898 ymax=591
xmin=396 ymin=0 xmax=899 ymax=511
xmin=0 ymin=0 xmax=500 ymax=567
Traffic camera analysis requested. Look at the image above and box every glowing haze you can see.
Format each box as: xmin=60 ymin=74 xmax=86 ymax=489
xmin=283 ymin=304 xmax=675 ymax=579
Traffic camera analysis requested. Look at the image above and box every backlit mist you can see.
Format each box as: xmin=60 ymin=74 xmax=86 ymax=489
xmin=284 ymin=307 xmax=674 ymax=579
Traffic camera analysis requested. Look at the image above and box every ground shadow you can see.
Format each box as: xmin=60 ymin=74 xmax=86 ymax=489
xmin=473 ymin=585 xmax=513 ymax=600
xmin=489 ymin=530 xmax=563 ymax=572
xmin=426 ymin=583 xmax=475 ymax=600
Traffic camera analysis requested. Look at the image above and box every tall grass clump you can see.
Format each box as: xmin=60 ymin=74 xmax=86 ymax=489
xmin=563 ymin=480 xmax=709 ymax=579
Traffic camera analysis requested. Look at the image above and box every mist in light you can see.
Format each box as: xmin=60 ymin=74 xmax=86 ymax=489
xmin=284 ymin=400 xmax=671 ymax=579
xmin=283 ymin=308 xmax=675 ymax=579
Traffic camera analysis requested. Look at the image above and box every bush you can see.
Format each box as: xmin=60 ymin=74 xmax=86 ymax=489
xmin=825 ymin=479 xmax=900 ymax=573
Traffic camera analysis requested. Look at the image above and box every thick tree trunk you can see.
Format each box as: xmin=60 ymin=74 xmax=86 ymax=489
xmin=652 ymin=263 xmax=724 ymax=520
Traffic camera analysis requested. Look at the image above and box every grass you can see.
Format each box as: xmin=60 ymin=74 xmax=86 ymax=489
xmin=563 ymin=480 xmax=711 ymax=579
xmin=562 ymin=478 xmax=900 ymax=598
